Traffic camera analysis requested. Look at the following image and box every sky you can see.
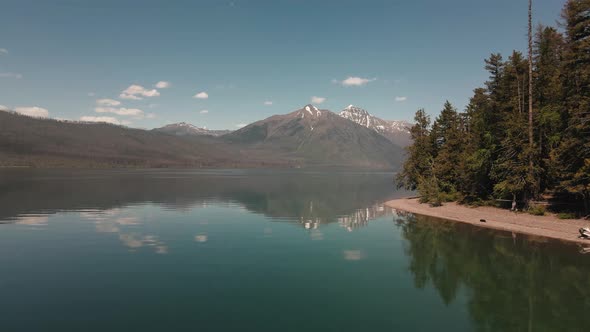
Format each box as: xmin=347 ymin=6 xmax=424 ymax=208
xmin=0 ymin=0 xmax=567 ymax=130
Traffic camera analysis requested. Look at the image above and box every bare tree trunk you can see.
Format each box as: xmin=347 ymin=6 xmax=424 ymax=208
xmin=528 ymin=0 xmax=535 ymax=200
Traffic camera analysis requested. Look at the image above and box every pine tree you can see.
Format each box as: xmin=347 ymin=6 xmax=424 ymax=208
xmin=527 ymin=0 xmax=535 ymax=200
xmin=460 ymin=88 xmax=495 ymax=199
xmin=484 ymin=53 xmax=505 ymax=98
xmin=432 ymin=101 xmax=463 ymax=194
xmin=397 ymin=1 xmax=589 ymax=214
xmin=396 ymin=109 xmax=434 ymax=191
xmin=491 ymin=52 xmax=533 ymax=202
xmin=554 ymin=0 xmax=590 ymax=212
xmin=483 ymin=53 xmax=507 ymax=149
xmin=534 ymin=25 xmax=565 ymax=192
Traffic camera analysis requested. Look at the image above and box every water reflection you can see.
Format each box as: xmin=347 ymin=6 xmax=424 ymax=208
xmin=194 ymin=234 xmax=208 ymax=243
xmin=79 ymin=208 xmax=168 ymax=254
xmin=117 ymin=234 xmax=168 ymax=254
xmin=579 ymin=245 xmax=590 ymax=254
xmin=397 ymin=213 xmax=590 ymax=331
xmin=343 ymin=250 xmax=364 ymax=261
xmin=82 ymin=209 xmax=141 ymax=233
xmin=338 ymin=204 xmax=393 ymax=231
xmin=310 ymin=230 xmax=323 ymax=241
xmin=0 ymin=170 xmax=406 ymax=255
xmin=2 ymin=170 xmax=590 ymax=331
xmin=14 ymin=215 xmax=49 ymax=226
xmin=0 ymin=169 xmax=405 ymax=229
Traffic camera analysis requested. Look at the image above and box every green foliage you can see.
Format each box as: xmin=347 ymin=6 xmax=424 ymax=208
xmin=552 ymin=0 xmax=590 ymax=209
xmin=398 ymin=0 xmax=590 ymax=214
xmin=432 ymin=101 xmax=463 ymax=194
xmin=417 ymin=173 xmax=442 ymax=207
xmin=558 ymin=212 xmax=577 ymax=219
xmin=396 ymin=109 xmax=435 ymax=191
xmin=527 ymin=204 xmax=546 ymax=216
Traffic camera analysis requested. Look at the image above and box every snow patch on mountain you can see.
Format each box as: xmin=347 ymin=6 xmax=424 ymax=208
xmin=339 ymin=105 xmax=412 ymax=146
xmin=154 ymin=122 xmax=232 ymax=137
xmin=300 ymin=104 xmax=322 ymax=118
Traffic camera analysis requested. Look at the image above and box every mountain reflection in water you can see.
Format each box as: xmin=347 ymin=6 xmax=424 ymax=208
xmin=0 ymin=169 xmax=403 ymax=226
xmin=2 ymin=169 xmax=590 ymax=332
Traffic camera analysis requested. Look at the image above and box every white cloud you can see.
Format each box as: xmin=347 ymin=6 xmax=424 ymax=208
xmin=80 ymin=116 xmax=121 ymax=125
xmin=264 ymin=101 xmax=273 ymax=106
xmin=146 ymin=113 xmax=156 ymax=119
xmin=14 ymin=106 xmax=49 ymax=118
xmin=0 ymin=48 xmax=7 ymax=55
xmin=95 ymin=107 xmax=144 ymax=117
xmin=155 ymin=81 xmax=170 ymax=89
xmin=119 ymin=84 xmax=160 ymax=100
xmin=395 ymin=96 xmax=407 ymax=102
xmin=96 ymin=98 xmax=121 ymax=106
xmin=119 ymin=93 xmax=141 ymax=100
xmin=0 ymin=105 xmax=9 ymax=111
xmin=311 ymin=96 xmax=326 ymax=104
xmin=0 ymin=72 xmax=23 ymax=79
xmin=193 ymin=91 xmax=209 ymax=99
xmin=199 ymin=110 xmax=209 ymax=114
xmin=334 ymin=76 xmax=376 ymax=87
xmin=235 ymin=123 xmax=247 ymax=128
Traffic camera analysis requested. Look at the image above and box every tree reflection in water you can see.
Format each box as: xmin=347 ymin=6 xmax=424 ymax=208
xmin=396 ymin=213 xmax=590 ymax=332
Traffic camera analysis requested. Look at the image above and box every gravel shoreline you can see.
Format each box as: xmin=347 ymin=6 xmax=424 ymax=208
xmin=386 ymin=198 xmax=590 ymax=245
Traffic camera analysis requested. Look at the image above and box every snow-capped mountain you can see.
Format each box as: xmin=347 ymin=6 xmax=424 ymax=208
xmin=223 ymin=104 xmax=404 ymax=169
xmin=153 ymin=122 xmax=232 ymax=137
xmin=339 ymin=105 xmax=412 ymax=147
xmin=299 ymin=104 xmax=323 ymax=118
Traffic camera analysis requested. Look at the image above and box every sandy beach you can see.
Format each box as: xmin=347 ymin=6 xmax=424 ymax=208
xmin=386 ymin=198 xmax=590 ymax=245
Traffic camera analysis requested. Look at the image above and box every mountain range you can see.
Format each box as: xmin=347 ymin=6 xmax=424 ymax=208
xmin=153 ymin=122 xmax=232 ymax=137
xmin=0 ymin=104 xmax=410 ymax=169
xmin=156 ymin=105 xmax=412 ymax=146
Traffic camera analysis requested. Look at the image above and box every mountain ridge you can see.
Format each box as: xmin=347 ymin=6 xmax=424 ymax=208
xmin=1 ymin=105 xmax=406 ymax=169
xmin=339 ymin=105 xmax=412 ymax=147
xmin=223 ymin=104 xmax=404 ymax=169
xmin=153 ymin=122 xmax=232 ymax=137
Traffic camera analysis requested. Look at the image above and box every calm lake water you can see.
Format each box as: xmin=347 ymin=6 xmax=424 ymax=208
xmin=1 ymin=169 xmax=589 ymax=331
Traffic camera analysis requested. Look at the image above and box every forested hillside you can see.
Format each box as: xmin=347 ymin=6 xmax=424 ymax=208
xmin=397 ymin=0 xmax=589 ymax=214
xmin=0 ymin=111 xmax=292 ymax=168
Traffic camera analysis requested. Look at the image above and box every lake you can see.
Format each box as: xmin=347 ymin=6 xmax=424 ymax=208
xmin=1 ymin=169 xmax=589 ymax=331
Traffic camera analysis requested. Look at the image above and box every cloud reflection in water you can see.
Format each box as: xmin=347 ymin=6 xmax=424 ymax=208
xmin=194 ymin=234 xmax=208 ymax=243
xmin=80 ymin=209 xmax=168 ymax=254
xmin=15 ymin=215 xmax=49 ymax=226
xmin=343 ymin=250 xmax=364 ymax=261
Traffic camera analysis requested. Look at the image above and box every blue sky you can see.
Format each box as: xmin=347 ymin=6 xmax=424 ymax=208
xmin=0 ymin=0 xmax=566 ymax=129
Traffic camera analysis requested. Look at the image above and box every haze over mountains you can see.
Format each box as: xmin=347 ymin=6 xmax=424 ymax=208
xmin=0 ymin=104 xmax=410 ymax=169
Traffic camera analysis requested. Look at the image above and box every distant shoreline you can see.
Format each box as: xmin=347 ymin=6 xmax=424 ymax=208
xmin=386 ymin=198 xmax=590 ymax=245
